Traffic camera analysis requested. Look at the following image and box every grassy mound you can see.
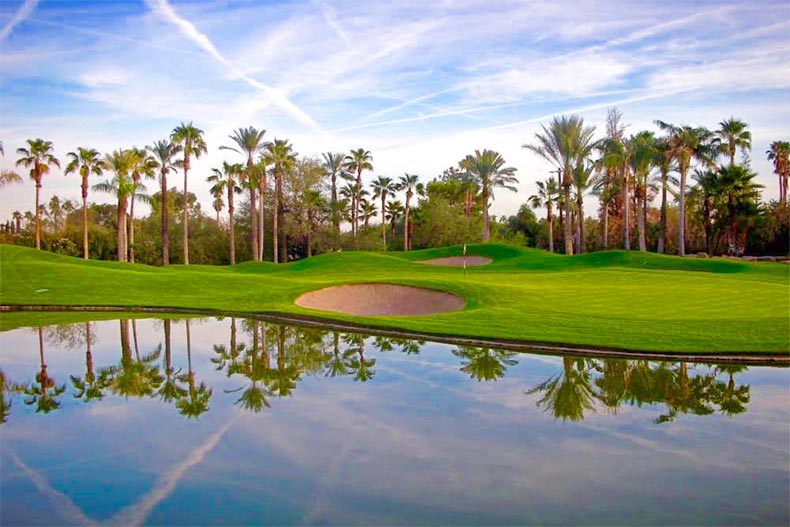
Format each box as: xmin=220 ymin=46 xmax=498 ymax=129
xmin=1 ymin=243 xmax=788 ymax=353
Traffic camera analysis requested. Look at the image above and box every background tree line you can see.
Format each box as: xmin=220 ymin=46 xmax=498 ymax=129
xmin=0 ymin=111 xmax=787 ymax=264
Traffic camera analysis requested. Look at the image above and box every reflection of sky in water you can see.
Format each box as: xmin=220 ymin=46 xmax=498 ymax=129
xmin=1 ymin=317 xmax=788 ymax=526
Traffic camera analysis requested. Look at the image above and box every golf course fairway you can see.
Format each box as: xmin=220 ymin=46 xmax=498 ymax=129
xmin=1 ymin=243 xmax=788 ymax=355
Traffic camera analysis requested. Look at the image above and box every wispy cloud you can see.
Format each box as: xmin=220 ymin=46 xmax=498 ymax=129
xmin=144 ymin=0 xmax=321 ymax=131
xmin=0 ymin=0 xmax=38 ymax=42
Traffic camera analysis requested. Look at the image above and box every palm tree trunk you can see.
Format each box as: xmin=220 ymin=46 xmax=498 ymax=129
xmin=622 ymin=167 xmax=630 ymax=250
xmin=117 ymin=199 xmax=126 ymax=262
xmin=381 ymin=194 xmax=387 ymax=246
xmin=258 ymin=174 xmax=266 ymax=261
xmin=273 ymin=173 xmax=280 ymax=264
xmin=82 ymin=178 xmax=89 ymax=259
xmin=228 ymin=185 xmax=236 ymax=265
xmin=404 ymin=197 xmax=410 ymax=252
xmin=576 ymin=195 xmax=585 ymax=253
xmin=679 ymin=165 xmax=687 ymax=256
xmin=249 ymin=174 xmax=259 ymax=261
xmin=547 ymin=204 xmax=554 ymax=253
xmin=129 ymin=193 xmax=136 ymax=263
xmin=562 ymin=173 xmax=573 ymax=254
xmin=278 ymin=182 xmax=286 ymax=262
xmin=658 ymin=167 xmax=667 ymax=253
xmin=161 ymin=172 xmax=169 ymax=265
xmin=482 ymin=188 xmax=490 ymax=242
xmin=34 ymin=173 xmax=41 ymax=250
xmin=331 ymin=173 xmax=339 ymax=246
xmin=355 ymin=171 xmax=362 ymax=250
xmin=637 ymin=187 xmax=646 ymax=251
xmin=183 ymin=156 xmax=190 ymax=265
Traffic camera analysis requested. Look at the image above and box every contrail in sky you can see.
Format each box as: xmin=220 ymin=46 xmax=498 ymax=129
xmin=0 ymin=0 xmax=38 ymax=42
xmin=146 ymin=0 xmax=321 ymax=132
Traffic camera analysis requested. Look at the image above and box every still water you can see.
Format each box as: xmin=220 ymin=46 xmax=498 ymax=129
xmin=0 ymin=316 xmax=787 ymax=526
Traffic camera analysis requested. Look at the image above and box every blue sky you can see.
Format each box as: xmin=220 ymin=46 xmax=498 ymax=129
xmin=1 ymin=0 xmax=788 ymax=220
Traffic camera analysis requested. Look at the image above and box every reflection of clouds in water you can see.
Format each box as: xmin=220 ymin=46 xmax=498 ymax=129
xmin=4 ymin=448 xmax=98 ymax=527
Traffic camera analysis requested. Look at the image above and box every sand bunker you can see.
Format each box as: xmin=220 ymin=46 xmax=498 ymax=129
xmin=295 ymin=284 xmax=465 ymax=316
xmin=419 ymin=256 xmax=492 ymax=266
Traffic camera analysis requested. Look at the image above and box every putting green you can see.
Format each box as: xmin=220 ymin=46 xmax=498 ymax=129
xmin=1 ymin=243 xmax=788 ymax=354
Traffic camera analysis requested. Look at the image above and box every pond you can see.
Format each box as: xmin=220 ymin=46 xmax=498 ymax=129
xmin=0 ymin=316 xmax=788 ymax=526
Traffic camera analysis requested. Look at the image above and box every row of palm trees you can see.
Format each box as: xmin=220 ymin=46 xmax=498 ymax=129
xmin=525 ymin=112 xmax=784 ymax=255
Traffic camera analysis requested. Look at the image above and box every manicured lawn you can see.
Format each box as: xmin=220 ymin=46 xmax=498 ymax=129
xmin=1 ymin=243 xmax=788 ymax=353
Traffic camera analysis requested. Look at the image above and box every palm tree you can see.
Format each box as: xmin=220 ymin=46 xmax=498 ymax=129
xmin=359 ymin=198 xmax=377 ymax=228
xmin=0 ymin=143 xmax=22 ymax=188
xmin=344 ymin=148 xmax=373 ymax=248
xmin=385 ymin=199 xmax=404 ymax=242
xmin=690 ymin=169 xmax=720 ymax=254
xmin=147 ymin=139 xmax=181 ymax=265
xmin=263 ymin=139 xmax=297 ymax=263
xmin=207 ymin=162 xmax=243 ymax=264
xmin=596 ymin=107 xmax=628 ymax=250
xmin=171 ymin=122 xmax=207 ymax=265
xmin=371 ymin=176 xmax=396 ymax=246
xmin=211 ymin=184 xmax=224 ymax=223
xmin=303 ymin=189 xmax=325 ymax=258
xmin=398 ymin=173 xmax=423 ymax=251
xmin=322 ymin=152 xmax=346 ymax=246
xmin=715 ymin=117 xmax=751 ymax=168
xmin=717 ymin=164 xmax=762 ymax=251
xmin=572 ymin=160 xmax=596 ymax=253
xmin=220 ymin=127 xmax=267 ymax=261
xmin=65 ymin=147 xmax=106 ymax=259
xmin=529 ymin=177 xmax=559 ymax=252
xmin=22 ymin=327 xmax=65 ymax=414
xmin=460 ymin=149 xmax=518 ymax=242
xmin=127 ymin=148 xmax=157 ymax=263
xmin=15 ymin=139 xmax=60 ymax=250
xmin=176 ymin=320 xmax=212 ymax=418
xmin=451 ymin=346 xmax=517 ymax=382
xmin=654 ymin=138 xmax=674 ymax=253
xmin=94 ymin=150 xmax=136 ymax=262
xmin=628 ymin=131 xmax=659 ymax=251
xmin=654 ymin=121 xmax=714 ymax=256
xmin=524 ymin=116 xmax=596 ymax=254
xmin=766 ymin=140 xmax=789 ymax=203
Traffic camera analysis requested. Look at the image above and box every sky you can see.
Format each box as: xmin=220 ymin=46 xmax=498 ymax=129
xmin=1 ymin=0 xmax=788 ymax=221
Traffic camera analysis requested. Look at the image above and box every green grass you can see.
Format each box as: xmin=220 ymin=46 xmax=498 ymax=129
xmin=1 ymin=243 xmax=788 ymax=353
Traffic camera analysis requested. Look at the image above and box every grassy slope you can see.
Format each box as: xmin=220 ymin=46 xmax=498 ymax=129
xmin=1 ymin=243 xmax=788 ymax=353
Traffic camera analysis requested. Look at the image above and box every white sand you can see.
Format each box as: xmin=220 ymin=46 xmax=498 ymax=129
xmin=295 ymin=284 xmax=465 ymax=316
xmin=418 ymin=256 xmax=492 ymax=266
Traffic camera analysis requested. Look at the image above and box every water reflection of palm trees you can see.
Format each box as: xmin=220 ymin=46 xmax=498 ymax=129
xmin=452 ymin=346 xmax=518 ymax=382
xmin=343 ymin=334 xmax=375 ymax=382
xmin=176 ymin=320 xmax=213 ymax=418
xmin=22 ymin=327 xmax=66 ymax=414
xmin=70 ymin=322 xmax=110 ymax=403
xmin=528 ymin=358 xmax=752 ymax=423
xmin=107 ymin=320 xmax=164 ymax=399
xmin=158 ymin=319 xmax=187 ymax=405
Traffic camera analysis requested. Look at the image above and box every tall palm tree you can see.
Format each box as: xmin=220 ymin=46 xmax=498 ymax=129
xmin=766 ymin=140 xmax=789 ymax=203
xmin=94 ymin=150 xmax=136 ymax=262
xmin=371 ymin=175 xmax=396 ymax=246
xmin=220 ymin=127 xmax=267 ymax=261
xmin=529 ymin=177 xmax=559 ymax=253
xmin=65 ymin=147 xmax=106 ymax=259
xmin=385 ymin=199 xmax=404 ymax=242
xmin=460 ymin=149 xmax=518 ymax=242
xmin=171 ymin=122 xmax=207 ymax=265
xmin=717 ymin=164 xmax=762 ymax=251
xmin=572 ymin=160 xmax=596 ymax=253
xmin=655 ymin=121 xmax=714 ymax=256
xmin=524 ymin=116 xmax=596 ymax=254
xmin=398 ymin=173 xmax=423 ymax=251
xmin=16 ymin=139 xmax=60 ymax=250
xmin=147 ymin=139 xmax=181 ymax=265
xmin=715 ymin=117 xmax=751 ymax=168
xmin=595 ymin=107 xmax=628 ymax=250
xmin=344 ymin=148 xmax=373 ymax=248
xmin=690 ymin=169 xmax=720 ymax=254
xmin=654 ymin=138 xmax=674 ymax=253
xmin=628 ymin=131 xmax=659 ymax=252
xmin=263 ymin=139 xmax=297 ymax=263
xmin=359 ymin=198 xmax=377 ymax=228
xmin=322 ymin=152 xmax=346 ymax=246
xmin=128 ymin=148 xmax=157 ymax=263
xmin=211 ymin=184 xmax=224 ymax=223
xmin=207 ymin=162 xmax=243 ymax=264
